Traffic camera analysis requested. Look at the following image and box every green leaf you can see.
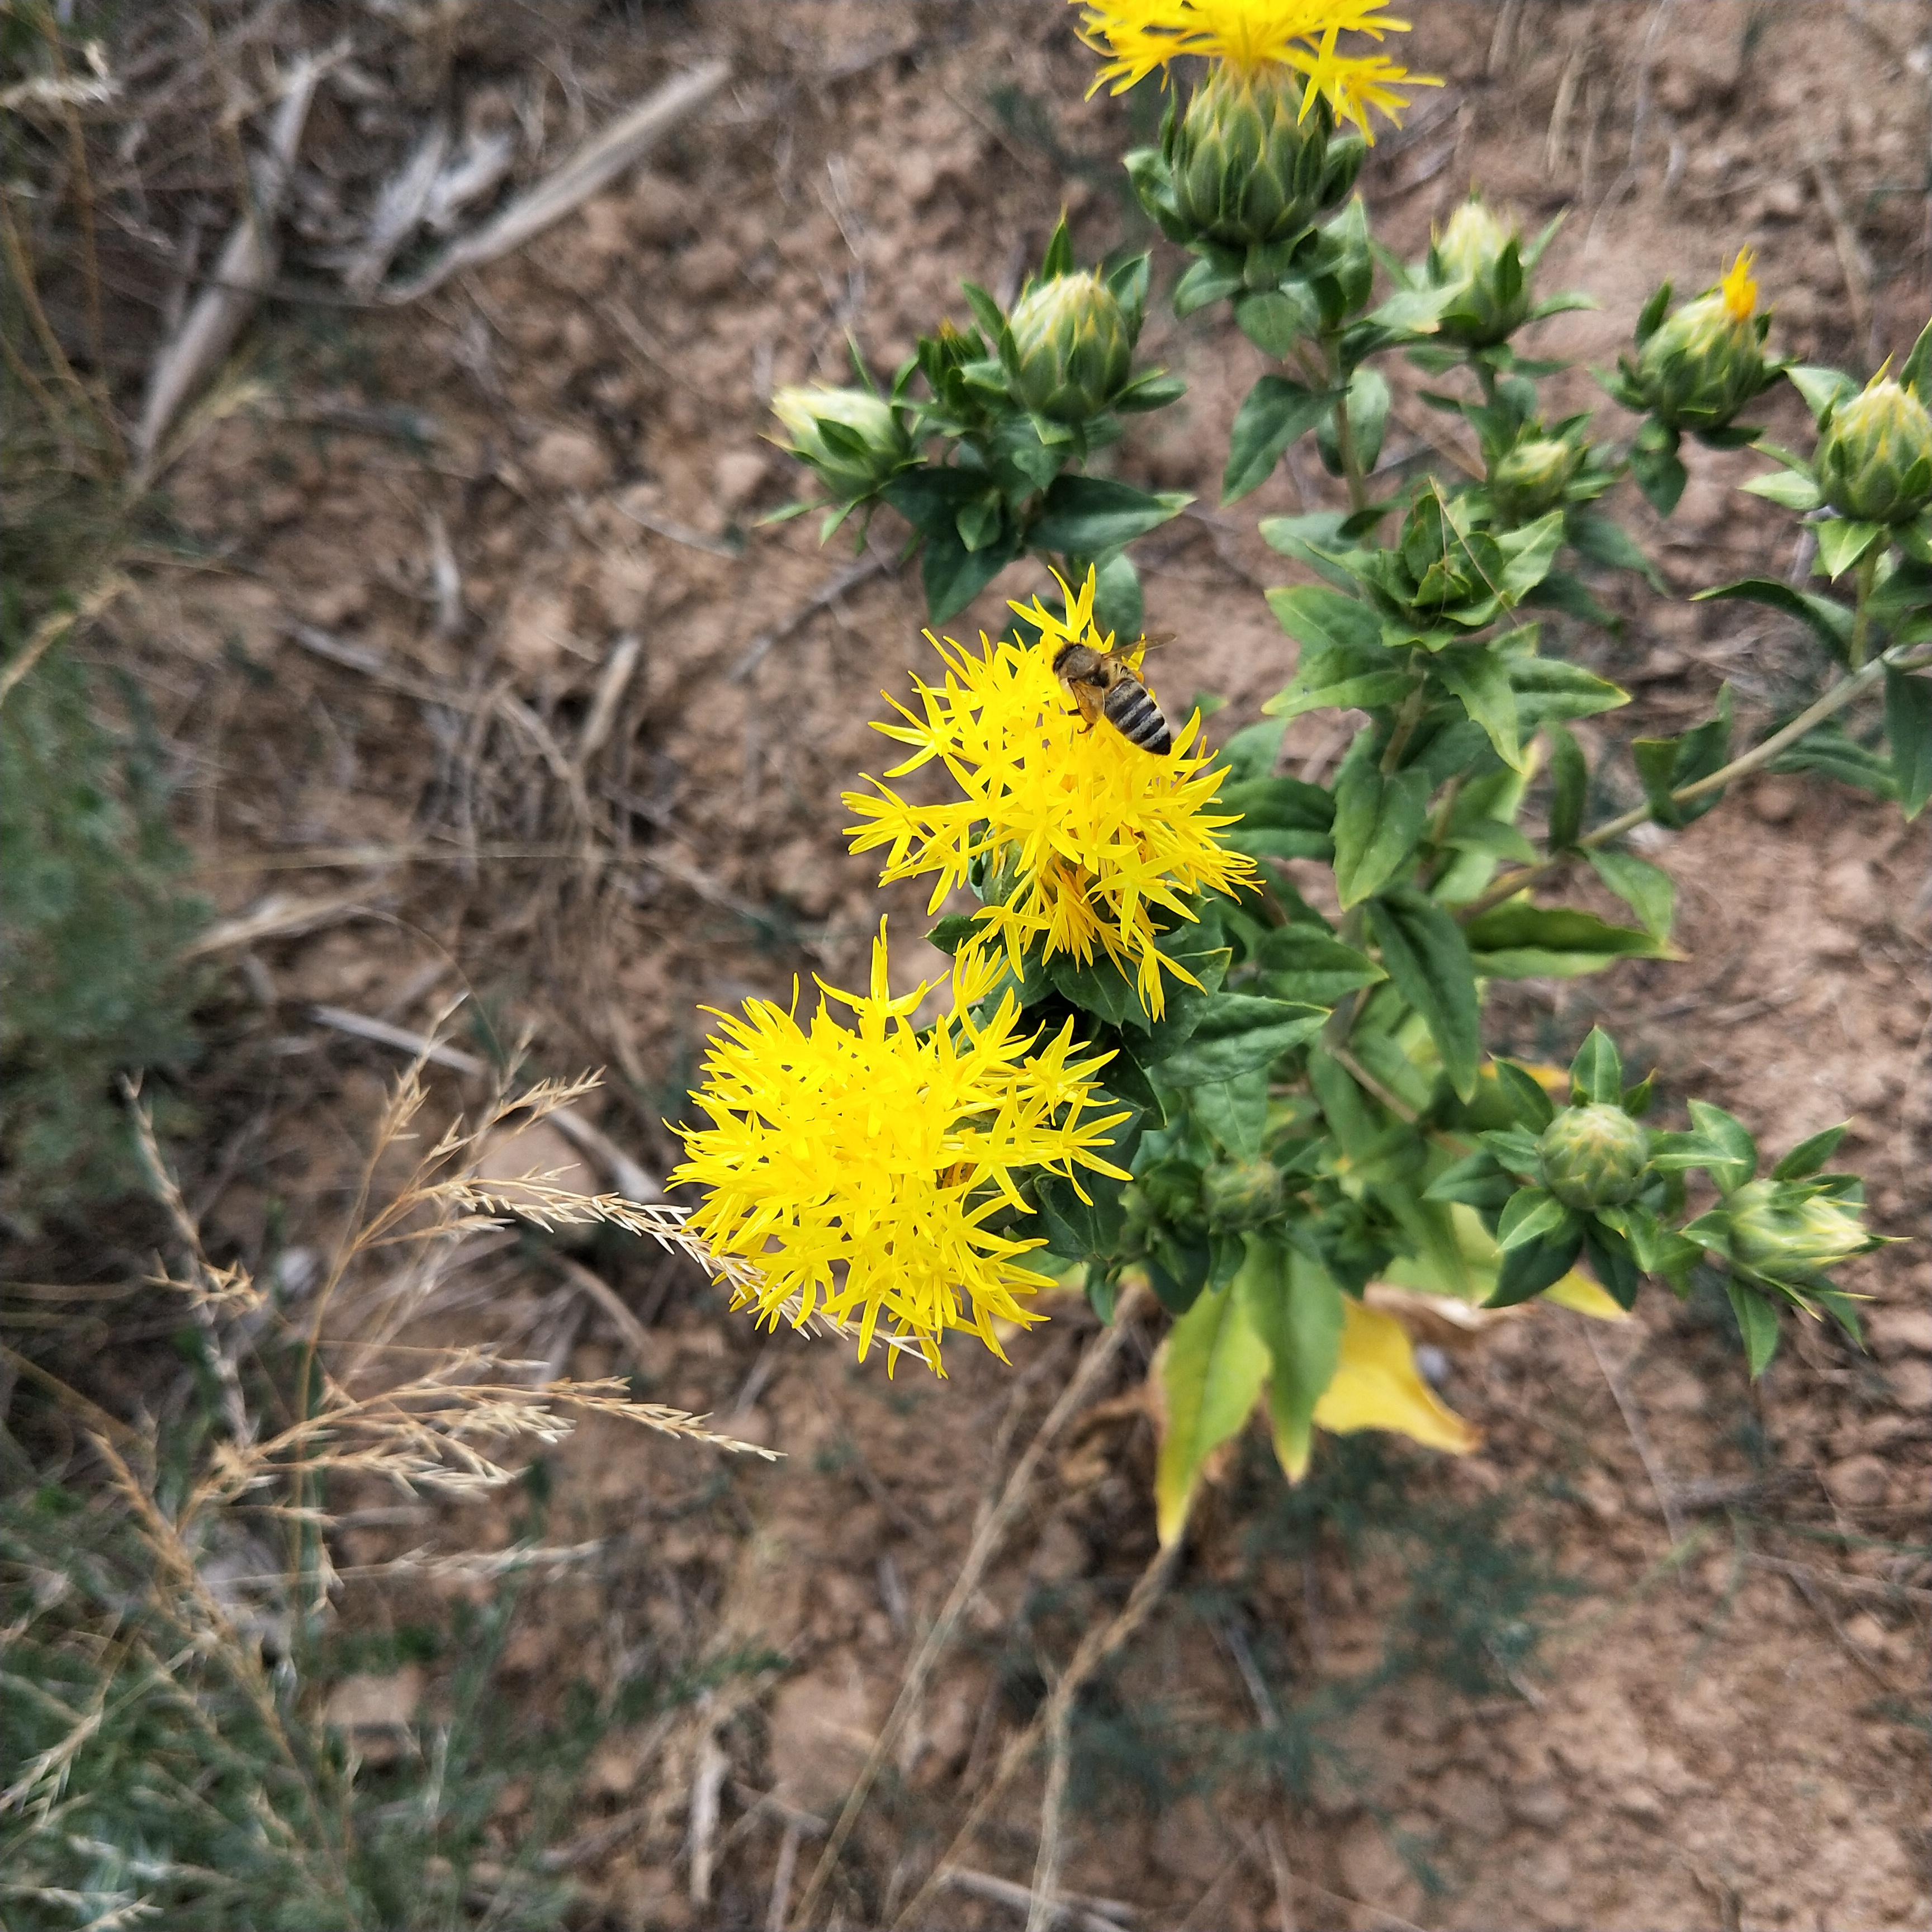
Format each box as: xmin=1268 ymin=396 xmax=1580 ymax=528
xmin=1224 ymin=377 xmax=1340 ymax=505
xmin=1423 ymin=1148 xmax=1518 ymax=1211
xmin=1629 ymin=419 xmax=1687 ymax=517
xmin=1569 ymin=1026 xmax=1623 ymax=1104
xmin=1689 ymin=1098 xmax=1758 ymax=1194
xmin=1463 ymin=902 xmax=1669 ymax=978
xmin=1332 ymin=760 xmax=1430 ymax=909
xmin=1494 ymin=1058 xmax=1556 ymax=1131
xmin=1495 ymin=512 xmax=1566 ymax=604
xmin=1263 ymin=670 xmax=1415 ymax=722
xmin=921 ymin=520 xmax=1021 ymax=622
xmin=1173 ymin=256 xmax=1244 ymax=317
xmin=1188 ymin=1066 xmax=1271 ymax=1162
xmin=1814 ymin=517 xmax=1885 ymax=580
xmin=1156 ymin=995 xmax=1327 ymax=1086
xmin=1738 ymin=468 xmax=1825 ymax=511
xmin=1787 ymin=364 xmax=1856 ymax=424
xmin=1768 ymin=722 xmax=1899 ymax=799
xmin=1886 ymin=667 xmax=1932 ymax=819
xmin=1631 ymin=686 xmax=1733 ymax=828
xmin=1235 ymin=1236 xmax=1346 ymax=1483
xmin=1726 ymin=1278 xmax=1782 ymax=1379
xmin=1217 ymin=775 xmax=1336 ymax=861
xmin=1215 ymin=718 xmax=1288 ymax=783
xmin=1433 ymin=643 xmax=1522 ymax=769
xmin=1694 ymin=578 xmax=1852 ymax=661
xmin=1154 ymin=1284 xmax=1271 ymax=1543
xmin=1031 ymin=477 xmax=1192 ymax=556
xmin=1254 ymin=926 xmax=1385 ymax=1006
xmin=1547 ymin=723 xmax=1587 ymax=851
xmin=925 ymin=912 xmax=984 ymax=955
xmin=1582 ymin=848 xmax=1676 ymax=942
xmin=1488 ymin=1228 xmax=1584 ymax=1307
xmin=1048 ymin=949 xmax=1142 ymax=1029
xmin=1234 ymin=287 xmax=1320 ymax=358
xmin=1509 ymin=656 xmax=1631 ymax=727
xmin=1771 ymin=1124 xmax=1849 ymax=1181
xmin=1495 ymin=1186 xmax=1573 ymax=1252
xmin=1263 ymin=583 xmax=1384 ymax=657
xmin=1366 ymin=886 xmax=1482 ymax=1101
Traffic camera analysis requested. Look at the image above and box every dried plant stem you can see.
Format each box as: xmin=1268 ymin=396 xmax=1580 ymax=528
xmin=0 ymin=571 xmax=129 ymax=712
xmin=888 ymin=1533 xmax=1183 ymax=1932
xmin=788 ymin=1291 xmax=1145 ymax=1930
xmin=1024 ymin=1693 xmax=1073 ymax=1932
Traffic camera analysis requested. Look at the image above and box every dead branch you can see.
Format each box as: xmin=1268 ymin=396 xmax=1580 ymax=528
xmin=384 ymin=61 xmax=730 ymax=302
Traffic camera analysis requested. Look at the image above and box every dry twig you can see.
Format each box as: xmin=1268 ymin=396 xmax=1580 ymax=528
xmin=386 ymin=62 xmax=729 ymax=301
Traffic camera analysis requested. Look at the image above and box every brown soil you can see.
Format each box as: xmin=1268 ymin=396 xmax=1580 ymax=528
xmin=58 ymin=3 xmax=1932 ymax=1929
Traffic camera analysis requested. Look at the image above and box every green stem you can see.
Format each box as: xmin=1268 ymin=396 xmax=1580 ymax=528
xmin=1379 ymin=666 xmax=1427 ymax=774
xmin=1454 ymin=643 xmax=1920 ymax=922
xmin=1325 ymin=334 xmax=1368 ymax=514
xmin=1849 ymin=545 xmax=1880 ymax=669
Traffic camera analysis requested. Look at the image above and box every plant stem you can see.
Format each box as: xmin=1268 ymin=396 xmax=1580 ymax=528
xmin=1325 ymin=335 xmax=1368 ymax=514
xmin=1379 ymin=667 xmax=1427 ymax=773
xmin=1849 ymin=545 xmax=1880 ymax=669
xmin=1454 ymin=643 xmax=1921 ymax=921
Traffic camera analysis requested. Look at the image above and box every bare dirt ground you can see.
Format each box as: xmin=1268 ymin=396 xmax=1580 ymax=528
xmin=52 ymin=3 xmax=1932 ymax=1928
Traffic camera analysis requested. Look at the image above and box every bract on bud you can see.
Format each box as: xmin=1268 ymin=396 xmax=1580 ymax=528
xmin=1008 ymin=271 xmax=1134 ymax=423
xmin=1171 ymin=65 xmax=1353 ymax=248
xmin=1631 ymin=254 xmax=1768 ymax=432
xmin=1815 ymin=375 xmax=1932 ymax=524
xmin=1491 ymin=435 xmax=1583 ymax=521
xmin=1537 ymin=1104 xmax=1650 ymax=1210
xmin=1726 ymin=1180 xmax=1869 ymax=1273
xmin=1429 ymin=196 xmax=1531 ymax=348
xmin=1200 ymin=1158 xmax=1284 ymax=1230
xmin=770 ymin=385 xmax=910 ymax=501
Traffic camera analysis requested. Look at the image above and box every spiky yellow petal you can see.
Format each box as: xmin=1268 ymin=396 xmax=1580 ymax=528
xmin=1071 ymin=0 xmax=1438 ymax=140
xmin=1721 ymin=248 xmax=1758 ymax=324
xmin=669 ymin=924 xmax=1129 ymax=1375
xmin=843 ymin=570 xmax=1260 ymax=1022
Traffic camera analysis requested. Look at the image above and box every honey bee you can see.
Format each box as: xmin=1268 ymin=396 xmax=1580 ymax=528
xmin=1053 ymin=632 xmax=1174 ymax=755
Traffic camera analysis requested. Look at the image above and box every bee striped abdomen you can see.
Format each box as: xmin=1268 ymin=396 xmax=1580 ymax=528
xmin=1104 ymin=680 xmax=1171 ymax=755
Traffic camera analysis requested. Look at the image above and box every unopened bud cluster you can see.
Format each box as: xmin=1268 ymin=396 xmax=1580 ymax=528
xmin=770 ymin=386 xmax=910 ymax=504
xmin=1537 ymin=1104 xmax=1650 ymax=1211
xmin=1816 ymin=375 xmax=1932 ymax=524
xmin=1008 ymin=271 xmax=1135 ymax=422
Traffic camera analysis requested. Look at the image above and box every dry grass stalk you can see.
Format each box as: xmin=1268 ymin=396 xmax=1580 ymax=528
xmin=789 ymin=1288 xmax=1147 ymax=1930
xmin=131 ymin=50 xmax=329 ymax=484
xmin=384 ymin=61 xmax=730 ymax=302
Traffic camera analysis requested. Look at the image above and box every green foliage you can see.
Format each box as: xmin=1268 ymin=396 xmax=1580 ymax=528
xmin=0 ymin=1462 xmax=732 ymax=1931
xmin=1 ymin=616 xmax=208 ymax=1233
xmin=766 ymin=44 xmax=1929 ymax=1438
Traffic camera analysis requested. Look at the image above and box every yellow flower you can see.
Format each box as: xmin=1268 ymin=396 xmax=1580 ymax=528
xmin=1072 ymin=0 xmax=1437 ymax=140
xmin=1721 ymin=248 xmax=1757 ymax=324
xmin=668 ymin=924 xmax=1130 ymax=1375
xmin=842 ymin=570 xmax=1260 ymax=1021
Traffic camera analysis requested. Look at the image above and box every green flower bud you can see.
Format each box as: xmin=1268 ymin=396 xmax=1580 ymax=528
xmin=1200 ymin=1159 xmax=1284 ymax=1230
xmin=1171 ymin=65 xmax=1346 ymax=248
xmin=1137 ymin=1158 xmax=1206 ymax=1230
xmin=1537 ymin=1104 xmax=1650 ymax=1210
xmin=1815 ymin=376 xmax=1932 ymax=524
xmin=1726 ymin=1179 xmax=1869 ymax=1273
xmin=1429 ymin=197 xmax=1531 ymax=348
xmin=1633 ymin=255 xmax=1765 ymax=432
xmin=1491 ymin=436 xmax=1583 ymax=521
xmin=1007 ymin=271 xmax=1134 ymax=423
xmin=770 ymin=385 xmax=909 ymax=501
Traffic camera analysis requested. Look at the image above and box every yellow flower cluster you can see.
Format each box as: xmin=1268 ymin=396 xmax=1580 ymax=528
xmin=844 ymin=571 xmax=1259 ymax=1021
xmin=669 ymin=926 xmax=1129 ymax=1374
xmin=1073 ymin=0 xmax=1435 ymax=139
